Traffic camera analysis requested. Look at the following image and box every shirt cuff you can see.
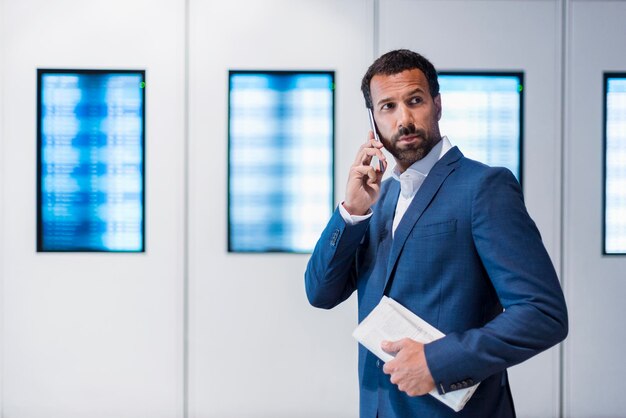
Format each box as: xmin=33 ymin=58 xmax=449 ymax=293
xmin=338 ymin=202 xmax=373 ymax=225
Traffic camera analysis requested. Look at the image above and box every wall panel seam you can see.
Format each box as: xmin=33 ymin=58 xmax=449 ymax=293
xmin=374 ymin=0 xmax=379 ymax=58
xmin=183 ymin=0 xmax=190 ymax=417
xmin=559 ymin=0 xmax=571 ymax=417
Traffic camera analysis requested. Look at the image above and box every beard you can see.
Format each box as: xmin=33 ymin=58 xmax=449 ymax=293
xmin=379 ymin=123 xmax=441 ymax=167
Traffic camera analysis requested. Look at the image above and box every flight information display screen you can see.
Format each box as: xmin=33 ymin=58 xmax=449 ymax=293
xmin=605 ymin=74 xmax=626 ymax=254
xmin=228 ymin=71 xmax=334 ymax=253
xmin=37 ymin=70 xmax=145 ymax=252
xmin=438 ymin=72 xmax=523 ymax=182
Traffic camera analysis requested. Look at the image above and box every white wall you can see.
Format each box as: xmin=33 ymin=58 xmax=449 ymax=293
xmin=0 ymin=1 xmax=4 ymax=414
xmin=564 ymin=1 xmax=626 ymax=416
xmin=0 ymin=0 xmax=185 ymax=417
xmin=187 ymin=1 xmax=373 ymax=417
xmin=1 ymin=1 xmax=626 ymax=417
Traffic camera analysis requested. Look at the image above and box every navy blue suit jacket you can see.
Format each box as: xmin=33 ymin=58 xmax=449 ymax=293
xmin=305 ymin=147 xmax=568 ymax=418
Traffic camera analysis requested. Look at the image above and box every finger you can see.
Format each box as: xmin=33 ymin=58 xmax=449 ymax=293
xmin=382 ymin=362 xmax=393 ymax=375
xmin=406 ymin=389 xmax=420 ymax=397
xmin=351 ymin=165 xmax=378 ymax=185
xmin=355 ymin=147 xmax=387 ymax=167
xmin=354 ymin=145 xmax=369 ymax=165
xmin=390 ymin=374 xmax=401 ymax=385
xmin=366 ymin=131 xmax=383 ymax=148
xmin=357 ymin=136 xmax=385 ymax=156
xmin=381 ymin=339 xmax=403 ymax=354
xmin=368 ymin=136 xmax=385 ymax=149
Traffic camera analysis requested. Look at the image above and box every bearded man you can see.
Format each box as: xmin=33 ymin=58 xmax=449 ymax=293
xmin=305 ymin=49 xmax=568 ymax=418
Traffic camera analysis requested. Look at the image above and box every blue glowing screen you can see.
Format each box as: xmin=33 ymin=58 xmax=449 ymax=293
xmin=38 ymin=70 xmax=145 ymax=252
xmin=229 ymin=71 xmax=334 ymax=253
xmin=438 ymin=73 xmax=523 ymax=181
xmin=605 ymin=75 xmax=626 ymax=254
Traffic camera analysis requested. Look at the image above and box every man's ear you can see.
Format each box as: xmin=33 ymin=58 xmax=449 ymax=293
xmin=434 ymin=94 xmax=442 ymax=121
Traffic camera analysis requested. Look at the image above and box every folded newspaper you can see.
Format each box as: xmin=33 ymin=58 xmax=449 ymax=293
xmin=352 ymin=296 xmax=479 ymax=412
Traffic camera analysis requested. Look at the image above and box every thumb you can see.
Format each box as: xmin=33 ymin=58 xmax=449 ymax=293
xmin=366 ymin=166 xmax=377 ymax=183
xmin=381 ymin=339 xmax=403 ymax=355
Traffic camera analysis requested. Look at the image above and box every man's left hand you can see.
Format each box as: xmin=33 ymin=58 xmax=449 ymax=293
xmin=381 ymin=338 xmax=435 ymax=397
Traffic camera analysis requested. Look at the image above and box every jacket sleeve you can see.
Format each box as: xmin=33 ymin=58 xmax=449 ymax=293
xmin=304 ymin=207 xmax=370 ymax=309
xmin=424 ymin=167 xmax=568 ymax=394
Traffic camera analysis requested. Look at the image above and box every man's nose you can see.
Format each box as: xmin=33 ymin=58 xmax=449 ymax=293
xmin=398 ymin=104 xmax=413 ymax=129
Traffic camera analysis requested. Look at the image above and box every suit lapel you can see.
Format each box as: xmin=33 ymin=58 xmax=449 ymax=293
xmin=379 ymin=180 xmax=400 ymax=242
xmin=382 ymin=147 xmax=463 ymax=294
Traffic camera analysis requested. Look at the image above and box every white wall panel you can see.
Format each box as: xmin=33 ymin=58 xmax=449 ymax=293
xmin=0 ymin=0 xmax=4 ymax=413
xmin=187 ymin=1 xmax=373 ymax=417
xmin=0 ymin=1 xmax=185 ymax=417
xmin=565 ymin=1 xmax=626 ymax=416
xmin=379 ymin=1 xmax=563 ymax=417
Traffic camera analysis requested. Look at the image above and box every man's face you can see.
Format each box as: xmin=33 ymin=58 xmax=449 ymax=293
xmin=369 ymin=69 xmax=442 ymax=171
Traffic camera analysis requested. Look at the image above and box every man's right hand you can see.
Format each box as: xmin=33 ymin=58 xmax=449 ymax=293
xmin=343 ymin=131 xmax=388 ymax=216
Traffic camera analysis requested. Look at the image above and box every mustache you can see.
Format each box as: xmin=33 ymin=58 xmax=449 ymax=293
xmin=391 ymin=123 xmax=427 ymax=142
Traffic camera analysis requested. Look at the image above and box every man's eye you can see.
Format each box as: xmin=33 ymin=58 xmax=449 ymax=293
xmin=381 ymin=103 xmax=394 ymax=110
xmin=409 ymin=97 xmax=423 ymax=104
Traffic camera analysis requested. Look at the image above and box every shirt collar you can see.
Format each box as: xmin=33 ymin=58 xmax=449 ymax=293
xmin=391 ymin=136 xmax=453 ymax=198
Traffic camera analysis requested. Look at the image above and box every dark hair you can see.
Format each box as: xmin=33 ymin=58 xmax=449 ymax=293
xmin=361 ymin=49 xmax=439 ymax=109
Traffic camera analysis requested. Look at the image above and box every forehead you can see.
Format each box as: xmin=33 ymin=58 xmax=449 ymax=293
xmin=370 ymin=69 xmax=429 ymax=102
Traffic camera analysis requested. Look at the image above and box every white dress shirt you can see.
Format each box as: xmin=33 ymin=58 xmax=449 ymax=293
xmin=340 ymin=136 xmax=453 ymax=237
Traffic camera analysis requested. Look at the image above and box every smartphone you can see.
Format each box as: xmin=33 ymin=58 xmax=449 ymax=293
xmin=367 ymin=108 xmax=385 ymax=173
